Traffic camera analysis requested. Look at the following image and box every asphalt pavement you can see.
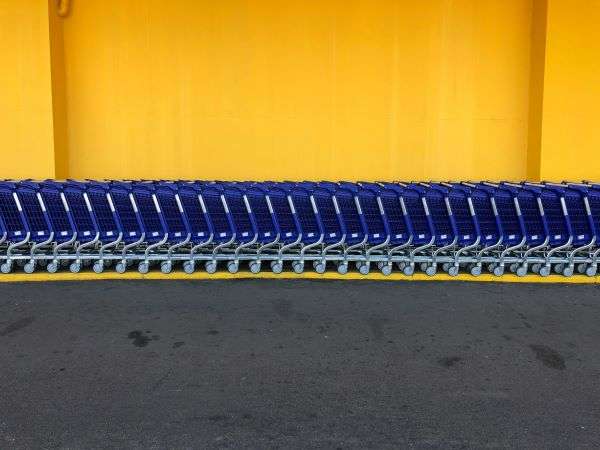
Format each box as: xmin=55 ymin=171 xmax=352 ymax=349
xmin=1 ymin=280 xmax=599 ymax=449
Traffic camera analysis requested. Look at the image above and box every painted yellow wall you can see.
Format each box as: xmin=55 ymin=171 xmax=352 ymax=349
xmin=60 ymin=0 xmax=534 ymax=181
xmin=539 ymin=0 xmax=600 ymax=181
xmin=0 ymin=0 xmax=55 ymax=178
xmin=4 ymin=0 xmax=597 ymax=182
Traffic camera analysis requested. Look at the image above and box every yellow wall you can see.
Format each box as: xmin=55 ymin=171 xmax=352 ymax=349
xmin=2 ymin=0 xmax=599 ymax=181
xmin=60 ymin=0 xmax=534 ymax=181
xmin=539 ymin=0 xmax=600 ymax=181
xmin=0 ymin=0 xmax=55 ymax=179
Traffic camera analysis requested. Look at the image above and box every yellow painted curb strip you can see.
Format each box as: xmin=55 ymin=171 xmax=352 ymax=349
xmin=0 ymin=271 xmax=597 ymax=284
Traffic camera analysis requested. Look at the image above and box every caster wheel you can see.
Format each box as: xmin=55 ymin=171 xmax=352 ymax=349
xmin=359 ymin=264 xmax=370 ymax=275
xmin=227 ymin=261 xmax=239 ymax=274
xmin=115 ymin=262 xmax=126 ymax=274
xmin=539 ymin=266 xmax=551 ymax=277
xmin=448 ymin=266 xmax=459 ymax=277
xmin=93 ymin=262 xmax=104 ymax=274
xmin=396 ymin=262 xmax=406 ymax=271
xmin=531 ymin=264 xmax=541 ymax=274
xmin=138 ymin=262 xmax=149 ymax=274
xmin=292 ymin=261 xmax=304 ymax=274
xmin=337 ymin=262 xmax=348 ymax=275
xmin=516 ymin=266 xmax=528 ymax=277
xmin=47 ymin=262 xmax=59 ymax=274
xmin=442 ymin=263 xmax=451 ymax=272
xmin=425 ymin=266 xmax=437 ymax=277
xmin=509 ymin=263 xmax=518 ymax=273
xmin=577 ymin=264 xmax=587 ymax=274
xmin=420 ymin=262 xmax=429 ymax=272
xmin=161 ymin=261 xmax=173 ymax=274
xmin=69 ymin=262 xmax=82 ymax=273
xmin=24 ymin=262 xmax=36 ymax=274
xmin=554 ymin=264 xmax=565 ymax=275
xmin=470 ymin=265 xmax=482 ymax=276
xmin=403 ymin=265 xmax=415 ymax=276
xmin=0 ymin=263 xmax=12 ymax=274
xmin=562 ymin=267 xmax=574 ymax=277
xmin=493 ymin=266 xmax=504 ymax=277
xmin=586 ymin=266 xmax=597 ymax=277
xmin=381 ymin=263 xmax=392 ymax=276
xmin=205 ymin=261 xmax=217 ymax=274
xmin=249 ymin=261 xmax=261 ymax=274
xmin=487 ymin=263 xmax=497 ymax=273
xmin=271 ymin=261 xmax=283 ymax=274
xmin=377 ymin=261 xmax=384 ymax=270
xmin=314 ymin=262 xmax=326 ymax=274
xmin=183 ymin=261 xmax=195 ymax=274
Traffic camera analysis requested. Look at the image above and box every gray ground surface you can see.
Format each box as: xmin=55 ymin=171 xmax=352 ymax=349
xmin=0 ymin=280 xmax=599 ymax=449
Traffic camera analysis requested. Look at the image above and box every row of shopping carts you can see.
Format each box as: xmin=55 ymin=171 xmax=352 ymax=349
xmin=0 ymin=180 xmax=599 ymax=277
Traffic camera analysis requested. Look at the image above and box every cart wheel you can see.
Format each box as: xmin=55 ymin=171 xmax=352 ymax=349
xmin=183 ymin=261 xmax=196 ymax=275
xmin=359 ymin=263 xmax=370 ymax=276
xmin=396 ymin=262 xmax=406 ymax=271
xmin=161 ymin=261 xmax=173 ymax=274
xmin=442 ymin=263 xmax=451 ymax=272
xmin=470 ymin=265 xmax=482 ymax=276
xmin=420 ymin=262 xmax=429 ymax=272
xmin=69 ymin=261 xmax=82 ymax=273
xmin=249 ymin=261 xmax=261 ymax=274
xmin=554 ymin=263 xmax=565 ymax=275
xmin=493 ymin=266 xmax=504 ymax=277
xmin=403 ymin=265 xmax=415 ymax=276
xmin=93 ymin=262 xmax=104 ymax=274
xmin=562 ymin=266 xmax=574 ymax=277
xmin=138 ymin=262 xmax=150 ymax=274
xmin=271 ymin=261 xmax=283 ymax=274
xmin=314 ymin=262 xmax=326 ymax=274
xmin=227 ymin=261 xmax=239 ymax=274
xmin=0 ymin=262 xmax=12 ymax=274
xmin=115 ymin=262 xmax=127 ymax=274
xmin=448 ymin=266 xmax=459 ymax=277
xmin=380 ymin=263 xmax=392 ymax=276
xmin=425 ymin=266 xmax=437 ymax=277
xmin=509 ymin=263 xmax=518 ymax=273
xmin=487 ymin=263 xmax=497 ymax=273
xmin=516 ymin=266 xmax=528 ymax=277
xmin=539 ymin=266 xmax=551 ymax=277
xmin=337 ymin=262 xmax=348 ymax=275
xmin=586 ymin=266 xmax=597 ymax=277
xmin=183 ymin=261 xmax=195 ymax=274
xmin=205 ymin=261 xmax=217 ymax=274
xmin=47 ymin=261 xmax=59 ymax=274
xmin=377 ymin=261 xmax=384 ymax=270
xmin=292 ymin=261 xmax=304 ymax=274
xmin=531 ymin=263 xmax=541 ymax=274
xmin=24 ymin=261 xmax=36 ymax=274
xmin=577 ymin=263 xmax=587 ymax=274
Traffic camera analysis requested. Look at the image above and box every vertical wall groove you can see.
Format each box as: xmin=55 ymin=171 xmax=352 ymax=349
xmin=526 ymin=0 xmax=548 ymax=181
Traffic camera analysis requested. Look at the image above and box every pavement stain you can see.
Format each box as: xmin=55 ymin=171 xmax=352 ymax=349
xmin=439 ymin=356 xmax=462 ymax=368
xmin=529 ymin=344 xmax=566 ymax=370
xmin=0 ymin=317 xmax=36 ymax=337
xmin=127 ymin=330 xmax=159 ymax=348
